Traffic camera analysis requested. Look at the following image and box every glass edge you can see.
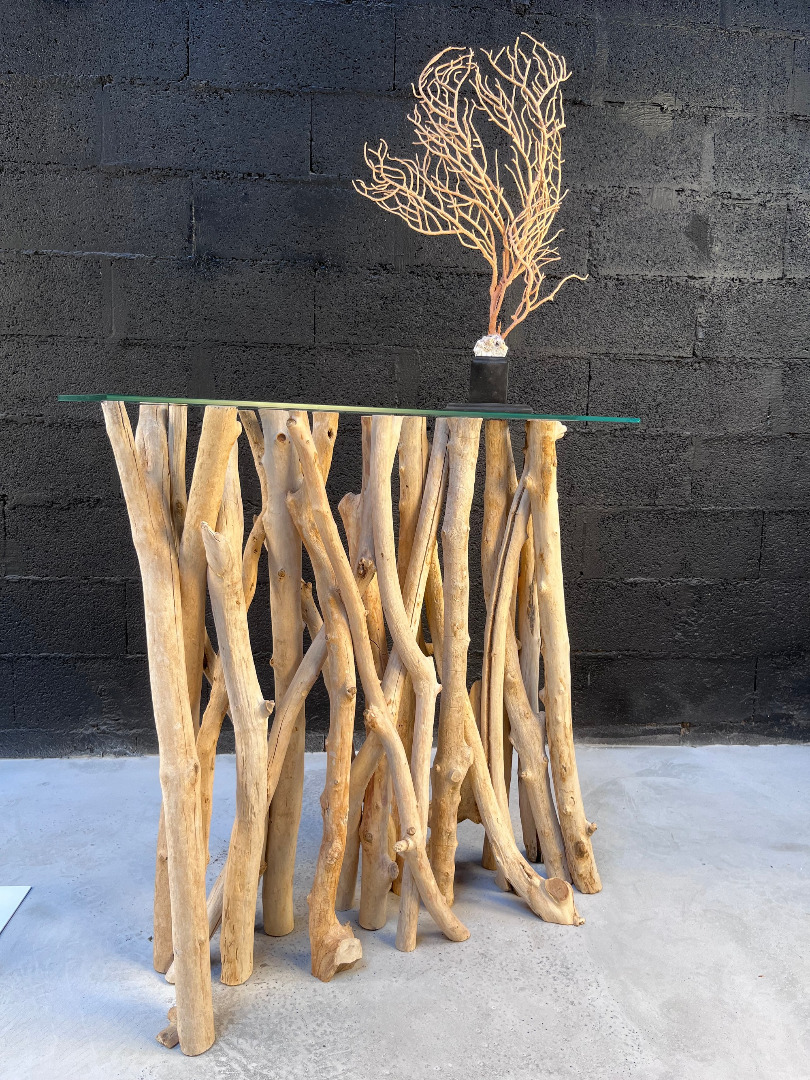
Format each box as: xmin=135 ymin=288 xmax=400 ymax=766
xmin=58 ymin=394 xmax=641 ymax=424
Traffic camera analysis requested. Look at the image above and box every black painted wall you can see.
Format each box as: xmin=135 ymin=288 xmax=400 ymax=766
xmin=1 ymin=0 xmax=809 ymax=755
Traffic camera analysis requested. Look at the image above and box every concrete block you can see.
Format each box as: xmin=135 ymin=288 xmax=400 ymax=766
xmin=102 ymin=85 xmax=310 ymax=176
xmin=784 ymin=197 xmax=810 ymax=277
xmin=520 ymin=276 xmax=700 ymax=357
xmin=592 ymin=191 xmax=786 ymax=280
xmin=190 ymin=0 xmax=395 ymax=91
xmin=111 ymin=259 xmax=314 ymax=345
xmin=568 ymin=579 xmax=682 ymax=653
xmin=0 ymin=660 xmax=13 ymax=728
xmin=565 ymin=103 xmax=705 ymax=188
xmin=754 ymin=652 xmax=810 ymax=732
xmin=0 ymin=76 xmax=101 ymax=166
xmin=0 ymin=579 xmax=126 ymax=656
xmin=760 ymin=511 xmax=810 ymax=580
xmin=527 ymin=0 xmax=718 ymax=21
xmin=125 ymin=581 xmax=146 ymax=657
xmin=12 ymin=657 xmax=152 ymax=747
xmin=571 ymin=579 xmax=810 ymax=656
xmin=692 ymin=434 xmax=810 ymax=508
xmin=0 ymin=167 xmax=192 ymax=258
xmin=0 ymin=419 xmax=121 ymax=501
xmin=312 ymin=91 xmax=413 ymax=178
xmin=701 ymin=280 xmax=810 ymax=359
xmin=724 ymin=0 xmax=810 ymax=32
xmin=4 ymin=498 xmax=136 ymax=579
xmin=572 ymin=656 xmax=755 ymax=732
xmin=207 ymin=343 xmax=306 ymax=402
xmin=713 ymin=115 xmax=810 ymax=194
xmin=680 ymin=581 xmax=810 ymax=655
xmin=0 ymin=0 xmax=187 ymax=80
xmin=0 ymin=337 xmax=202 ymax=419
xmin=395 ymin=4 xmax=597 ymax=103
xmin=314 ymin=265 xmax=485 ymax=348
xmin=559 ymin=431 xmax=693 ymax=507
xmin=581 ymin=507 xmax=762 ymax=580
xmin=588 ymin=358 xmax=776 ymax=435
xmin=195 ymin=178 xmax=397 ymax=265
xmin=0 ymin=254 xmax=105 ymax=337
xmin=599 ymin=23 xmax=793 ymax=112
xmin=776 ymin=360 xmax=810 ymax=435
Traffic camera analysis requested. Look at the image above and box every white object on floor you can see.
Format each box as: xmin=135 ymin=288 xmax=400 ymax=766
xmin=0 ymin=885 xmax=30 ymax=935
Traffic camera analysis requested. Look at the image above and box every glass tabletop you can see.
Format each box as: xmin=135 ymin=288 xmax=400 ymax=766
xmin=58 ymin=394 xmax=640 ymax=424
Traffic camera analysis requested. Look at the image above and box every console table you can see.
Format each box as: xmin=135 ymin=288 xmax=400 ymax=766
xmin=59 ymin=394 xmax=639 ymax=1055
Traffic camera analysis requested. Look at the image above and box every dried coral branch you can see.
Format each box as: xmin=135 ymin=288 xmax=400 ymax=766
xmin=355 ymin=34 xmax=586 ymax=340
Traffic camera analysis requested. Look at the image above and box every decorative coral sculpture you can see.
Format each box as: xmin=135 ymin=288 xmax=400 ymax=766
xmin=355 ymin=34 xmax=586 ymax=359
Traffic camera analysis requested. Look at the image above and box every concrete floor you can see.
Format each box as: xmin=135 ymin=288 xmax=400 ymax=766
xmin=1 ymin=746 xmax=809 ymax=1080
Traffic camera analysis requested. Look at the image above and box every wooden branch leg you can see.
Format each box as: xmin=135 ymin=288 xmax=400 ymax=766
xmin=287 ymin=486 xmax=363 ymax=982
xmin=366 ymin=417 xmax=442 ymax=952
xmin=152 ymin=405 xmax=240 ymax=971
xmin=517 ymin=514 xmax=563 ymax=870
xmin=518 ymin=768 xmax=540 ymax=862
xmin=337 ymin=419 xmax=450 ymax=912
xmin=103 ymin=402 xmax=214 ymax=1056
xmin=488 ymin=482 xmax=570 ymax=883
xmin=259 ymin=408 xmax=305 ymax=937
xmin=338 ymin=426 xmax=394 ymax=925
xmin=526 ymin=421 xmax=601 ymax=894
xmin=428 ymin=417 xmax=481 ymax=903
xmin=202 ymin=445 xmax=271 ymax=986
xmin=480 ymin=419 xmax=517 ymax=875
xmin=464 ymin=704 xmax=582 ymax=925
xmin=390 ymin=416 xmax=428 ymax=896
xmin=287 ymin=414 xmax=468 ymax=944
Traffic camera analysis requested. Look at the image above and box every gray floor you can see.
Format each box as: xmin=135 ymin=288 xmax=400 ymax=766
xmin=1 ymin=746 xmax=808 ymax=1080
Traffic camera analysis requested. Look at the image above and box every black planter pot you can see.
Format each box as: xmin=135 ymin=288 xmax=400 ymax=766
xmin=447 ymin=354 xmax=532 ymax=413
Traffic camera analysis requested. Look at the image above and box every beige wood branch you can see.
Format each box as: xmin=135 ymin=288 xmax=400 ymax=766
xmin=177 ymin=498 xmax=375 ymax=974
xmin=428 ymin=417 xmax=481 ymax=903
xmin=168 ymin=404 xmax=187 ymax=547
xmin=480 ymin=419 xmax=517 ymax=876
xmin=102 ymin=402 xmax=214 ymax=1056
xmin=259 ymin=408 xmax=305 ymax=937
xmin=369 ymin=416 xmax=442 ymax=952
xmin=202 ymin=445 xmax=272 ymax=987
xmin=287 ymin=487 xmax=363 ymax=981
xmin=338 ymin=429 xmax=394 ymax=927
xmin=390 ymin=416 xmax=429 ymax=895
xmin=193 ymin=413 xmax=268 ymax=875
xmin=425 ymin=547 xmax=445 ymax=680
xmin=180 ymin=407 xmax=241 ymax=730
xmin=335 ymin=422 xmax=388 ymax=918
xmin=336 ymin=419 xmax=450 ymax=912
xmin=486 ymin=480 xmax=570 ymax=883
xmin=286 ymin=413 xmax=468 ymax=944
xmin=153 ymin=406 xmax=240 ymax=974
xmin=526 ymin=421 xmax=600 ymax=894
xmin=463 ymin=702 xmax=582 ymax=925
xmin=517 ymin=515 xmax=555 ymax=866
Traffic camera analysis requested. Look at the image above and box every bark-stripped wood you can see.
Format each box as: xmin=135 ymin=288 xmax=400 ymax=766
xmin=337 ymin=420 xmax=449 ymax=911
xmin=287 ymin=486 xmax=363 ymax=981
xmin=479 ymin=420 xmax=517 ymax=875
xmin=339 ymin=422 xmax=395 ymax=928
xmin=526 ymin=420 xmax=601 ymax=894
xmin=286 ymin=414 xmax=468 ymax=944
xmin=202 ymin=444 xmax=272 ymax=986
xmin=102 ymin=402 xmax=215 ymax=1056
xmin=428 ymin=417 xmax=481 ymax=903
xmin=368 ymin=416 xmax=442 ymax=951
xmin=260 ymin=409 xmax=305 ymax=937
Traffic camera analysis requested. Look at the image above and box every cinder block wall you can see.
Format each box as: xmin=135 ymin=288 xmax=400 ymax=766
xmin=0 ymin=0 xmax=808 ymax=754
